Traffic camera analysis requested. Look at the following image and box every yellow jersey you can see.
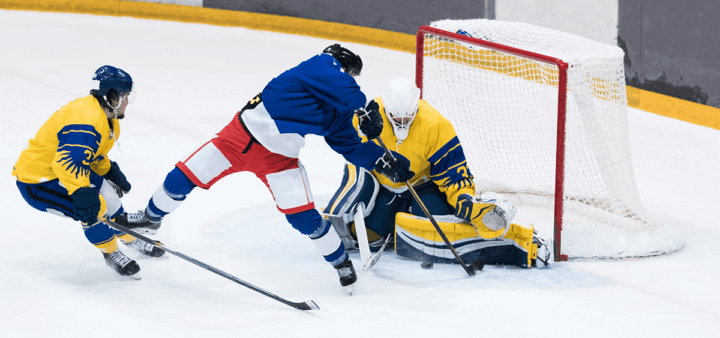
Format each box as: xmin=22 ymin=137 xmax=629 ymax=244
xmin=354 ymin=98 xmax=475 ymax=207
xmin=12 ymin=95 xmax=119 ymax=195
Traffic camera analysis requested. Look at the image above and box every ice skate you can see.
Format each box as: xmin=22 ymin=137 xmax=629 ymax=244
xmin=334 ymin=257 xmax=357 ymax=293
xmin=123 ymin=238 xmax=166 ymax=258
xmin=533 ymin=236 xmax=552 ymax=268
xmin=103 ymin=249 xmax=140 ymax=276
xmin=114 ymin=210 xmax=162 ymax=235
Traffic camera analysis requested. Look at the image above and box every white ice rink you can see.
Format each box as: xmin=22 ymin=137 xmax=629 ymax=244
xmin=1 ymin=9 xmax=719 ymax=338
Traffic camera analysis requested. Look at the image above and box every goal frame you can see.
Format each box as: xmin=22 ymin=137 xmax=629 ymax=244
xmin=415 ymin=25 xmax=571 ymax=261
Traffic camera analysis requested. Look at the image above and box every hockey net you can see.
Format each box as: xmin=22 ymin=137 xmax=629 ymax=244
xmin=417 ymin=20 xmax=684 ymax=260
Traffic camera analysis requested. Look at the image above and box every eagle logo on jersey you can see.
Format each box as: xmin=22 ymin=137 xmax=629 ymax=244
xmin=56 ymin=124 xmax=101 ymax=179
xmin=57 ymin=148 xmax=93 ymax=179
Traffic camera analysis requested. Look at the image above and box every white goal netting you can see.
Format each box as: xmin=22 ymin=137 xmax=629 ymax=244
xmin=420 ymin=19 xmax=684 ymax=260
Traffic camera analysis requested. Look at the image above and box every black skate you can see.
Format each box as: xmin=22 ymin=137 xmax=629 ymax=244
xmin=103 ymin=249 xmax=140 ymax=276
xmin=114 ymin=210 xmax=162 ymax=235
xmin=123 ymin=238 xmax=166 ymax=258
xmin=334 ymin=257 xmax=357 ymax=288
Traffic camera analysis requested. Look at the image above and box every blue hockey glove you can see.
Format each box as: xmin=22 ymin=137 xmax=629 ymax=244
xmin=374 ymin=151 xmax=414 ymax=183
xmin=71 ymin=187 xmax=101 ymax=224
xmin=104 ymin=161 xmax=131 ymax=196
xmin=356 ymin=100 xmax=383 ymax=140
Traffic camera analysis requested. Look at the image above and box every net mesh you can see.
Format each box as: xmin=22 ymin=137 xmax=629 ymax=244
xmin=421 ymin=19 xmax=683 ymax=259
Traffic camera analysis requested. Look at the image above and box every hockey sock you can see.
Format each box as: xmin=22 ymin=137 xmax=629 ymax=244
xmin=146 ymin=167 xmax=196 ymax=220
xmin=83 ymin=222 xmax=119 ymax=253
xmin=288 ymin=210 xmax=347 ymax=267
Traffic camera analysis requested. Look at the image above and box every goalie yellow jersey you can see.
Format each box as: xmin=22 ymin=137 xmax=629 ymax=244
xmin=12 ymin=95 xmax=119 ymax=195
xmin=354 ymin=98 xmax=475 ymax=207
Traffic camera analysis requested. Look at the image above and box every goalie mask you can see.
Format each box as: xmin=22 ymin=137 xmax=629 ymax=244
xmin=381 ymin=78 xmax=421 ymax=141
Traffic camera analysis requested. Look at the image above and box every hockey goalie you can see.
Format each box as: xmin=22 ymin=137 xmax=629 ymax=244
xmin=323 ymin=78 xmax=552 ymax=268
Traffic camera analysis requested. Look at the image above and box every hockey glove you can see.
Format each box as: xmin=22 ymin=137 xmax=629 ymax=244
xmin=71 ymin=187 xmax=101 ymax=224
xmin=104 ymin=161 xmax=131 ymax=197
xmin=356 ymin=100 xmax=383 ymax=140
xmin=455 ymin=192 xmax=517 ymax=232
xmin=374 ymin=151 xmax=414 ymax=183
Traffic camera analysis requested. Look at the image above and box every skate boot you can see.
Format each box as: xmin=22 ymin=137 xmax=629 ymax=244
xmin=103 ymin=249 xmax=140 ymax=276
xmin=334 ymin=257 xmax=357 ymax=288
xmin=123 ymin=238 xmax=166 ymax=258
xmin=114 ymin=210 xmax=162 ymax=235
xmin=532 ymin=236 xmax=552 ymax=267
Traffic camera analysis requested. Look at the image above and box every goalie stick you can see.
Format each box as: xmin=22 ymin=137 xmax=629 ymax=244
xmin=102 ymin=219 xmax=320 ymax=311
xmin=364 ymin=234 xmax=391 ymax=271
xmin=354 ymin=204 xmax=373 ymax=270
xmin=352 ymin=204 xmax=391 ymax=271
xmin=375 ymin=138 xmax=484 ymax=276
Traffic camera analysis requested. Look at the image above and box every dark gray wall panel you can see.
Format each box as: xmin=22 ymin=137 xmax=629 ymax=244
xmin=204 ymin=0 xmax=491 ymax=35
xmin=619 ymin=0 xmax=720 ymax=107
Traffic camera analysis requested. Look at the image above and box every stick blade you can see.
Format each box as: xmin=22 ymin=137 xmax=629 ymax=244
xmin=362 ymin=235 xmax=392 ymax=271
xmin=294 ymin=300 xmax=320 ymax=310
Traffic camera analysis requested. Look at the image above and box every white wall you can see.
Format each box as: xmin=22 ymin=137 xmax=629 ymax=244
xmin=496 ymin=0 xmax=618 ymax=45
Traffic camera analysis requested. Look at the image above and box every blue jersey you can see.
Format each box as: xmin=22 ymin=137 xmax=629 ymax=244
xmin=242 ymin=53 xmax=383 ymax=169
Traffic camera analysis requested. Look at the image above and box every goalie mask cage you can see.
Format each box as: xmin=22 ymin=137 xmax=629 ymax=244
xmin=416 ymin=21 xmax=684 ymax=261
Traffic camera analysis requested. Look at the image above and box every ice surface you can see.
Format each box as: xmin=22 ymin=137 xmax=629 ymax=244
xmin=1 ymin=10 xmax=719 ymax=338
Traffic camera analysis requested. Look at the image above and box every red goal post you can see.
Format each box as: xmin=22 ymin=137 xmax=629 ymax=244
xmin=415 ymin=22 xmax=684 ymax=261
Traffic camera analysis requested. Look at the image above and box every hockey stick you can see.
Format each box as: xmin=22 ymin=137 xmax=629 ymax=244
xmin=353 ymin=204 xmax=373 ymax=269
xmin=102 ymin=219 xmax=319 ymax=311
xmin=364 ymin=234 xmax=391 ymax=271
xmin=375 ymin=138 xmax=484 ymax=276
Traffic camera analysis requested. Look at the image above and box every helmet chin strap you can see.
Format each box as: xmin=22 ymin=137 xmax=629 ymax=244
xmin=105 ymin=94 xmax=124 ymax=119
xmin=104 ymin=94 xmax=124 ymax=154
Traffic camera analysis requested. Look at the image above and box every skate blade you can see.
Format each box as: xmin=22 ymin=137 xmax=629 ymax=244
xmin=133 ymin=228 xmax=157 ymax=235
xmin=113 ymin=273 xmax=141 ymax=281
xmin=343 ymin=284 xmax=354 ymax=296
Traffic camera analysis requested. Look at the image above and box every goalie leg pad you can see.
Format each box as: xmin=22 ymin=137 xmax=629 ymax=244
xmin=326 ymin=215 xmax=357 ymax=250
xmin=322 ymin=162 xmax=379 ymax=223
xmin=395 ymin=213 xmax=536 ymax=268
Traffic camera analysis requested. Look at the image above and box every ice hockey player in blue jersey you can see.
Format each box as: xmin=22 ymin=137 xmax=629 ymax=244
xmin=12 ymin=65 xmax=165 ymax=277
xmin=114 ymin=44 xmax=413 ymax=290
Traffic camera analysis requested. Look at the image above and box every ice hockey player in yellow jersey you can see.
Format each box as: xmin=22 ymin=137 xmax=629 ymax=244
xmin=323 ymin=78 xmax=551 ymax=268
xmin=12 ymin=66 xmax=164 ymax=277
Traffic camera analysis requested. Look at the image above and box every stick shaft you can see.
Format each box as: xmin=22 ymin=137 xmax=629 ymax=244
xmin=375 ymin=138 xmax=476 ymax=276
xmin=102 ymin=219 xmax=319 ymax=310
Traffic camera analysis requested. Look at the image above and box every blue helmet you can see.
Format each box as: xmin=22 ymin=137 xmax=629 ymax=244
xmin=92 ymin=65 xmax=133 ymax=97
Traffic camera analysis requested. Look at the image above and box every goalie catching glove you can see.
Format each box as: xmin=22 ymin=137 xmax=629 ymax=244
xmin=356 ymin=100 xmax=383 ymax=139
xmin=374 ymin=150 xmax=414 ymax=183
xmin=455 ymin=192 xmax=517 ymax=236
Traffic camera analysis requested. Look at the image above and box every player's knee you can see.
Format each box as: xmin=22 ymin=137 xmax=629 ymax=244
xmin=286 ymin=209 xmax=323 ymax=235
xmin=165 ymin=167 xmax=196 ymax=197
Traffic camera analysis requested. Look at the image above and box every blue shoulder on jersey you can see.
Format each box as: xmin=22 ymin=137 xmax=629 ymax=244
xmin=261 ymin=54 xmax=366 ymax=137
